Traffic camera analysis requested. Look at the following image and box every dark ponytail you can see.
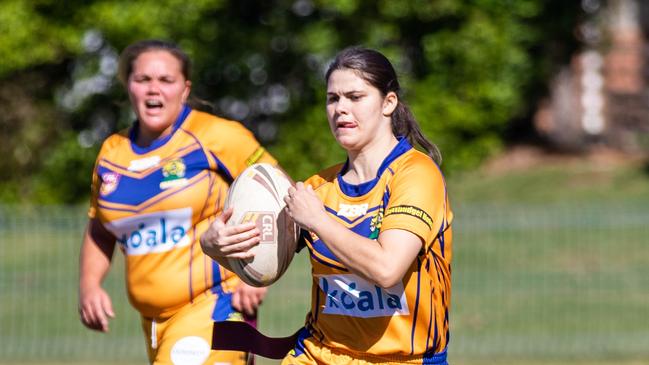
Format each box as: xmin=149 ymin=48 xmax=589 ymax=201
xmin=391 ymin=102 xmax=442 ymax=164
xmin=325 ymin=46 xmax=442 ymax=164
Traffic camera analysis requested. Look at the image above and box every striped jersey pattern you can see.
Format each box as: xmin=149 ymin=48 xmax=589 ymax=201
xmin=299 ymin=137 xmax=453 ymax=361
xmin=89 ymin=105 xmax=277 ymax=318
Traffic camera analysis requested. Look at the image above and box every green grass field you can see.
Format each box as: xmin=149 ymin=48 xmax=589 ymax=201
xmin=1 ymin=156 xmax=648 ymax=364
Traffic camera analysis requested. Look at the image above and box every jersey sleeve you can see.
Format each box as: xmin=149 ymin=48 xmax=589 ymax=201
xmin=380 ymin=157 xmax=448 ymax=250
xmin=87 ymin=137 xmax=116 ymax=219
xmin=87 ymin=158 xmax=101 ymax=219
xmin=208 ymin=120 xmax=278 ymax=179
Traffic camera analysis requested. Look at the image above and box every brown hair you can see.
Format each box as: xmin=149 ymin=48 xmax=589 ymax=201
xmin=325 ymin=46 xmax=442 ymax=164
xmin=117 ymin=39 xmax=192 ymax=85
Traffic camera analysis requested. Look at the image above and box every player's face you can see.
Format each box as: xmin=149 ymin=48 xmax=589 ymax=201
xmin=326 ymin=69 xmax=395 ymax=153
xmin=127 ymin=50 xmax=191 ymax=144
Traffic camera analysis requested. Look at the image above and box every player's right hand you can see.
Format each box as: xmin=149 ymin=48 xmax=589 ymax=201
xmin=200 ymin=207 xmax=261 ymax=260
xmin=79 ymin=285 xmax=115 ymax=333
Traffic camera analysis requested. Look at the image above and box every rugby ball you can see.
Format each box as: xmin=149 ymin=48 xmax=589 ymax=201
xmin=224 ymin=163 xmax=298 ymax=287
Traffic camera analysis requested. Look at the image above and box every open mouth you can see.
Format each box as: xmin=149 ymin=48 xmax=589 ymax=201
xmin=145 ymin=100 xmax=163 ymax=109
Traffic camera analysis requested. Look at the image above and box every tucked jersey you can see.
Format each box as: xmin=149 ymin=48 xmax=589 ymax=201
xmin=298 ymin=138 xmax=453 ymax=361
xmin=88 ymin=105 xmax=277 ymax=319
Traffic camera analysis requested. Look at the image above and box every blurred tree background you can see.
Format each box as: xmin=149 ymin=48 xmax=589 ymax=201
xmin=0 ymin=0 xmax=583 ymax=204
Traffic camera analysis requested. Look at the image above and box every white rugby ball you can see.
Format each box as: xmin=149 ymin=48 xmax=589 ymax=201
xmin=224 ymin=163 xmax=298 ymax=287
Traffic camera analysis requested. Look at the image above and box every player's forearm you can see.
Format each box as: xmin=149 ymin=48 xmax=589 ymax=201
xmin=79 ymin=220 xmax=115 ymax=289
xmin=79 ymin=249 xmax=111 ymax=289
xmin=311 ymin=216 xmax=403 ymax=288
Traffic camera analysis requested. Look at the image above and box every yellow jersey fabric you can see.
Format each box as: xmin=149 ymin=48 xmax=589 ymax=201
xmin=288 ymin=138 xmax=452 ymax=364
xmin=89 ymin=105 xmax=277 ymax=319
xmin=140 ymin=291 xmax=248 ymax=365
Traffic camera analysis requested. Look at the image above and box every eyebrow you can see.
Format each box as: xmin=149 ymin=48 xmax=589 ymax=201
xmin=132 ymin=73 xmax=176 ymax=78
xmin=326 ymin=90 xmax=364 ymax=95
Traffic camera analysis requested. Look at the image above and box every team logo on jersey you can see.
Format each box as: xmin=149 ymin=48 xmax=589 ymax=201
xmin=241 ymin=212 xmax=276 ymax=244
xmin=128 ymin=155 xmax=161 ymax=172
xmin=105 ymin=208 xmax=192 ymax=256
xmin=160 ymin=158 xmax=188 ymax=189
xmin=385 ymin=205 xmax=433 ymax=229
xmin=319 ymin=274 xmax=409 ymax=318
xmin=368 ymin=207 xmax=384 ymax=240
xmin=337 ymin=203 xmax=368 ymax=219
xmin=99 ymin=172 xmax=120 ymax=196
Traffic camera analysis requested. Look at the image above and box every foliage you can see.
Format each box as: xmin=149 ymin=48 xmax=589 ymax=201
xmin=0 ymin=0 xmax=582 ymax=203
xmin=31 ymin=132 xmax=100 ymax=204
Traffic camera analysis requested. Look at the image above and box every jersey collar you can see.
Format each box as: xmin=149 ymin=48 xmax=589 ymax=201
xmin=129 ymin=104 xmax=192 ymax=155
xmin=337 ymin=136 xmax=412 ymax=197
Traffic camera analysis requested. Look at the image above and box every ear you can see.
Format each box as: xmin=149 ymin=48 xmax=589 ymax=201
xmin=382 ymin=91 xmax=398 ymax=116
xmin=182 ymin=80 xmax=192 ymax=103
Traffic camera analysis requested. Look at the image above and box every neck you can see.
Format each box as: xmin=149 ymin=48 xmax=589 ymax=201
xmin=344 ymin=134 xmax=398 ymax=184
xmin=136 ymin=125 xmax=172 ymax=147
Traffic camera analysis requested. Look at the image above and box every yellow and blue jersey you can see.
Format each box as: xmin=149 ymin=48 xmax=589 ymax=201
xmin=293 ymin=137 xmax=452 ymax=364
xmin=88 ymin=105 xmax=277 ymax=319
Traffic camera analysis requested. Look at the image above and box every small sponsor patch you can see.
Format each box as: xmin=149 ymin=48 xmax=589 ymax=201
xmin=385 ymin=205 xmax=433 ymax=229
xmin=245 ymin=147 xmax=266 ymax=166
xmin=128 ymin=155 xmax=160 ymax=172
xmin=100 ymin=172 xmax=120 ymax=196
xmin=170 ymin=336 xmax=210 ymax=365
xmin=227 ymin=312 xmax=244 ymax=321
xmin=241 ymin=211 xmax=276 ymax=244
xmin=337 ymin=203 xmax=368 ymax=218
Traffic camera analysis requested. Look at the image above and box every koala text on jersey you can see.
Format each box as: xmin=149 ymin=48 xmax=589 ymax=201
xmin=106 ymin=208 xmax=192 ymax=255
xmin=319 ymin=274 xmax=409 ymax=318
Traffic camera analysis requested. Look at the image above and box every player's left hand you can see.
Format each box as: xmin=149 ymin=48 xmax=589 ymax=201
xmin=232 ymin=282 xmax=267 ymax=317
xmin=284 ymin=182 xmax=326 ymax=231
